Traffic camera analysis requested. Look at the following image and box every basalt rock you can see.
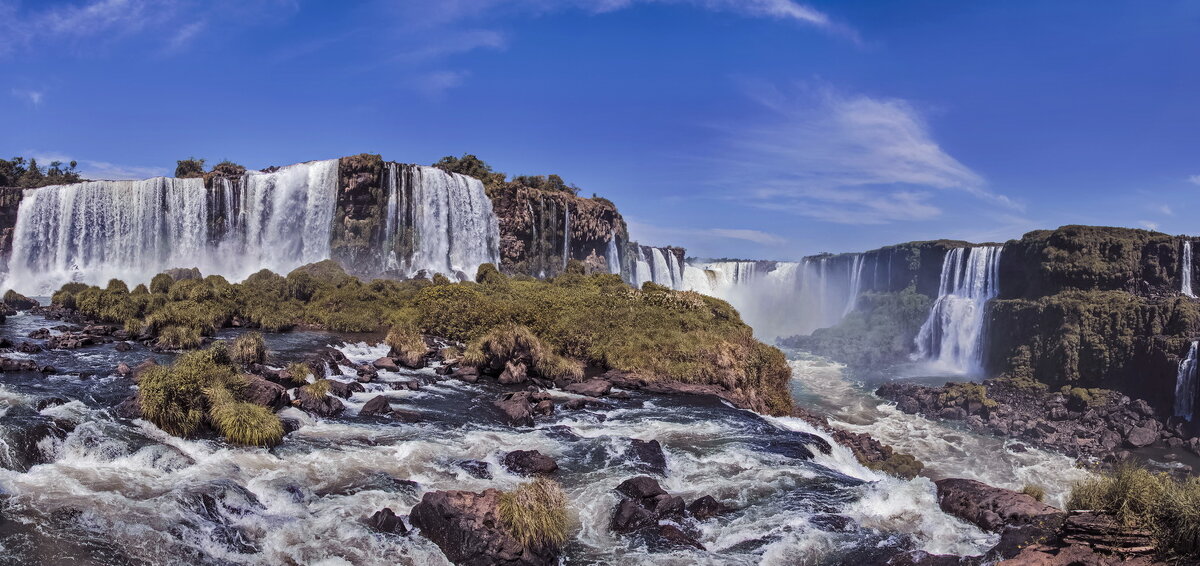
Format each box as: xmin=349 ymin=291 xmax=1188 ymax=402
xmin=409 ymin=488 xmax=559 ymax=566
xmin=563 ymin=378 xmax=611 ymax=397
xmin=242 ymin=375 xmax=287 ymax=409
xmin=360 ymin=395 xmax=392 ymax=416
xmin=935 ymin=478 xmax=1065 ymax=533
xmin=294 ymin=388 xmax=345 ymax=418
xmin=503 ymin=450 xmax=558 ymax=476
xmin=366 ymin=507 xmax=407 ymax=535
xmin=327 ymin=380 xmax=365 ymax=399
xmin=609 ymin=476 xmax=707 ymax=550
xmin=625 ymin=439 xmax=667 ymax=475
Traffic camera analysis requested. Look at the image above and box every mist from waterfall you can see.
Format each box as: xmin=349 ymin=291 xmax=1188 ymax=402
xmin=914 ymin=246 xmax=1003 ymax=374
xmin=1177 ymin=341 xmax=1199 ymax=421
xmin=1184 ymin=240 xmax=1195 ymax=298
xmin=683 ymin=255 xmax=866 ymax=341
xmin=3 ymin=159 xmax=500 ymax=293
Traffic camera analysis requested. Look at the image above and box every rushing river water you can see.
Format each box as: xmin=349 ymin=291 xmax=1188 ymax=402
xmin=0 ymin=308 xmax=1100 ymax=565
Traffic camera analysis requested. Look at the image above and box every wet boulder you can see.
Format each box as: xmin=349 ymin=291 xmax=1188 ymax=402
xmin=609 ymin=476 xmax=703 ymax=549
xmin=564 ymin=379 xmax=612 ymax=398
xmin=360 ymin=395 xmax=393 ymax=417
xmin=0 ymin=357 xmax=39 ymax=372
xmin=355 ymin=364 xmax=378 ymax=383
xmin=16 ymin=342 xmax=41 ymax=354
xmin=242 ymin=375 xmax=286 ymax=409
xmin=936 ymin=478 xmax=1065 ymax=533
xmin=503 ymin=450 xmax=558 ymax=476
xmin=114 ymin=394 xmax=142 ymax=419
xmin=1124 ymin=427 xmax=1157 ymax=448
xmin=494 ymin=391 xmax=535 ymax=424
xmin=409 ymin=488 xmax=559 ymax=566
xmin=458 ymin=460 xmax=492 ymax=479
xmin=625 ymin=439 xmax=667 ymax=475
xmin=451 ymin=366 xmax=479 ymax=383
xmin=687 ymin=495 xmax=724 ymax=520
xmin=294 ymin=388 xmax=345 ymax=418
xmin=372 ymin=357 xmax=400 ymax=372
xmin=327 ymin=380 xmax=365 ymax=399
xmin=366 ymin=507 xmax=407 ymax=535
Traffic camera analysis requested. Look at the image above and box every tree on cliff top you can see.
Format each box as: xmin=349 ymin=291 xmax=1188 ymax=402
xmin=175 ymin=157 xmax=206 ymax=178
xmin=433 ymin=154 xmax=579 ymax=195
xmin=0 ymin=156 xmax=81 ymax=187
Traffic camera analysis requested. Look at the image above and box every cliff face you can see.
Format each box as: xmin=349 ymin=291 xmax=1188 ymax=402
xmin=487 ymin=183 xmax=632 ymax=279
xmin=811 ymin=239 xmax=971 ymax=299
xmin=329 ymin=154 xmax=387 ymax=277
xmin=0 ymin=188 xmax=23 ymax=270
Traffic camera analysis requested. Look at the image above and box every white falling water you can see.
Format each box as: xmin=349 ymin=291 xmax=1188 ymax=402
xmin=1176 ymin=341 xmax=1199 ymax=421
xmin=634 ymin=248 xmax=652 ymax=287
xmin=382 ymin=164 xmax=500 ymax=278
xmin=605 ymin=232 xmax=621 ymax=275
xmin=4 ymin=159 xmax=501 ymax=292
xmin=5 ymin=160 xmax=339 ymax=293
xmin=1184 ymin=241 xmax=1195 ymax=298
xmin=682 ymin=255 xmax=866 ymax=340
xmin=914 ymin=246 xmax=1003 ymax=374
xmin=562 ymin=206 xmax=571 ymax=269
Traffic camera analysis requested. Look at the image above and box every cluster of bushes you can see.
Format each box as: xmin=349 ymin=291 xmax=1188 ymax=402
xmin=1068 ymin=463 xmax=1200 ymax=559
xmin=938 ymin=382 xmax=998 ymax=411
xmin=138 ymin=341 xmax=283 ymax=447
xmin=54 ymin=258 xmax=794 ymax=415
xmin=174 ymin=157 xmax=247 ymax=180
xmin=0 ymin=156 xmax=81 ymax=187
xmin=779 ymin=286 xmax=933 ymax=370
xmin=433 ymin=154 xmax=580 ymax=196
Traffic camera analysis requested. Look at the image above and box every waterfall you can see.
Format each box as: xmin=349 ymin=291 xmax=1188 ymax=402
xmin=605 ymin=232 xmax=621 ymax=275
xmin=562 ymin=206 xmax=571 ymax=269
xmin=382 ymin=164 xmax=500 ymax=279
xmin=1177 ymin=341 xmax=1199 ymax=421
xmin=649 ymin=248 xmax=674 ymax=287
xmin=634 ymin=248 xmax=652 ymax=287
xmin=914 ymin=246 xmax=1003 ymax=374
xmin=682 ymin=255 xmax=868 ymax=340
xmin=4 ymin=159 xmax=501 ymax=293
xmin=1184 ymin=241 xmax=1195 ymax=298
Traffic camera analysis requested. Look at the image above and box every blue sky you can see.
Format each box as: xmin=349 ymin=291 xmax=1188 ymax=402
xmin=2 ymin=0 xmax=1199 ymax=260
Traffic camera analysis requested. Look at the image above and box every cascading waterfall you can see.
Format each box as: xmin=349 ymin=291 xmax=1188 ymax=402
xmin=634 ymin=248 xmax=652 ymax=287
xmin=683 ymin=255 xmax=867 ymax=340
xmin=379 ymin=163 xmax=500 ymax=278
xmin=5 ymin=160 xmax=339 ymax=293
xmin=605 ymin=232 xmax=621 ymax=275
xmin=1184 ymin=240 xmax=1195 ymax=298
xmin=914 ymin=246 xmax=1003 ymax=374
xmin=4 ymin=159 xmax=501 ymax=293
xmin=1176 ymin=341 xmax=1199 ymax=421
xmin=562 ymin=206 xmax=571 ymax=269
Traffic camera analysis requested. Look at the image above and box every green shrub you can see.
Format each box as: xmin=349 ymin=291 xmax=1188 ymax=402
xmin=285 ymin=362 xmax=313 ymax=385
xmin=150 ymin=273 xmax=174 ymax=294
xmin=138 ymin=346 xmax=237 ymax=436
xmin=157 ymin=325 xmax=203 ymax=349
xmin=498 ymin=477 xmax=570 ymax=549
xmin=475 ymin=262 xmax=508 ymax=287
xmin=230 ymin=332 xmax=266 ymax=366
xmin=302 ymin=379 xmax=330 ymax=398
xmin=206 ymin=386 xmax=283 ymax=447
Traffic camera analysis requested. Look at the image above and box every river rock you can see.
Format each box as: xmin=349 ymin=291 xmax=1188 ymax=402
xmin=563 ymin=379 xmax=612 ymax=397
xmin=360 ymin=395 xmax=392 ymax=416
xmin=458 ymin=460 xmax=492 ymax=479
xmin=626 ymin=439 xmax=667 ymax=475
xmin=503 ymin=450 xmax=558 ymax=475
xmin=609 ymin=476 xmax=704 ymax=548
xmin=372 ymin=357 xmax=399 ymax=372
xmin=1124 ymin=426 xmax=1157 ymax=448
xmin=114 ymin=341 xmax=132 ymax=352
xmin=935 ymin=478 xmax=1065 ymax=533
xmin=498 ymin=361 xmax=528 ymax=385
xmin=452 ymin=366 xmax=479 ymax=383
xmin=494 ymin=391 xmax=535 ymax=424
xmin=327 ymin=380 xmax=365 ymax=399
xmin=366 ymin=507 xmax=407 ymax=535
xmin=243 ymin=375 xmax=287 ymax=409
xmin=409 ymin=488 xmax=559 ymax=566
xmin=114 ymin=394 xmax=142 ymax=419
xmin=295 ymin=388 xmax=345 ymax=417
xmin=687 ymin=495 xmax=723 ymax=520
xmin=0 ymin=357 xmax=38 ymax=372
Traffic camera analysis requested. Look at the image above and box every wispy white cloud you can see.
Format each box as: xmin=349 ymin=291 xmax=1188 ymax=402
xmin=1188 ymin=174 xmax=1200 ymax=186
xmin=711 ymin=81 xmax=1016 ymax=225
xmin=10 ymin=88 xmax=43 ymax=107
xmin=627 ymin=219 xmax=788 ymax=249
xmin=706 ymin=228 xmax=787 ymax=245
xmin=410 ymin=70 xmax=471 ymax=99
xmin=1140 ymin=220 xmax=1160 ymax=231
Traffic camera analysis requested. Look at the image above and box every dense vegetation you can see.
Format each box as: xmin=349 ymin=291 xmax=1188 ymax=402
xmin=1068 ymin=463 xmax=1200 ymax=559
xmin=0 ymin=156 xmax=81 ymax=187
xmin=138 ymin=342 xmax=284 ymax=447
xmin=52 ymin=259 xmax=793 ymax=415
xmin=175 ymin=157 xmax=247 ymax=180
xmin=433 ymin=153 xmax=582 ymax=196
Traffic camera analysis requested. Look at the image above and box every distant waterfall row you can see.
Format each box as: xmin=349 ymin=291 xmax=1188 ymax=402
xmin=2 ymin=160 xmax=500 ymax=293
xmin=914 ymin=246 xmax=1003 ymax=375
xmin=681 ymin=256 xmax=866 ymax=340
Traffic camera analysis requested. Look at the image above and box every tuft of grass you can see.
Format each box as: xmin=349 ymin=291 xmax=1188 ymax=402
xmin=157 ymin=325 xmax=204 ymax=350
xmin=206 ymin=386 xmax=284 ymax=447
xmin=1021 ymin=484 xmax=1046 ymax=502
xmin=1067 ymin=462 xmax=1200 ymax=558
xmin=385 ymin=325 xmax=427 ymax=367
xmin=230 ymin=332 xmax=266 ymax=366
xmin=498 ymin=477 xmax=570 ymax=550
xmin=285 ymin=361 xmax=313 ymax=385
xmin=302 ymin=379 xmax=330 ymax=398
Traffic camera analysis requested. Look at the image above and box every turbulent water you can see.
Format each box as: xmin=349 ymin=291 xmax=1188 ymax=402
xmin=0 ymin=308 xmax=1017 ymax=565
xmin=913 ymin=246 xmax=1003 ymax=375
xmin=682 ymin=256 xmax=865 ymax=341
xmin=2 ymin=161 xmax=500 ymax=293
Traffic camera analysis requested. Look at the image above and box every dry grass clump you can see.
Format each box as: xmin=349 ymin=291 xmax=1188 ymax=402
xmin=498 ymin=477 xmax=570 ymax=549
xmin=462 ymin=323 xmax=582 ymax=382
xmin=230 ymin=332 xmax=266 ymax=366
xmin=385 ymin=325 xmax=428 ymax=367
xmin=205 ymin=386 xmax=284 ymax=447
xmin=285 ymin=361 xmax=313 ymax=385
xmin=301 ymin=379 xmax=331 ymax=398
xmin=1021 ymin=484 xmax=1046 ymax=502
xmin=1068 ymin=462 xmax=1200 ymax=558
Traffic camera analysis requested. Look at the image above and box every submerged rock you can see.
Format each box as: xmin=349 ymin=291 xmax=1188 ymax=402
xmin=609 ymin=476 xmax=706 ymax=549
xmin=409 ymin=488 xmax=559 ymax=566
xmin=458 ymin=460 xmax=492 ymax=479
xmin=366 ymin=507 xmax=407 ymax=535
xmin=625 ymin=439 xmax=667 ymax=475
xmin=360 ymin=395 xmax=392 ymax=417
